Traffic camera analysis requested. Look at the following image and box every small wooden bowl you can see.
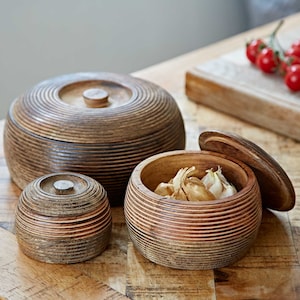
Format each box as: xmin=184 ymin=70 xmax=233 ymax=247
xmin=125 ymin=150 xmax=261 ymax=269
xmin=4 ymin=72 xmax=185 ymax=206
xmin=124 ymin=130 xmax=295 ymax=270
xmin=15 ymin=172 xmax=112 ymax=264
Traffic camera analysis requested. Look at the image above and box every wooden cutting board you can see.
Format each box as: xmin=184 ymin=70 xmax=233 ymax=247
xmin=185 ymin=25 xmax=300 ymax=142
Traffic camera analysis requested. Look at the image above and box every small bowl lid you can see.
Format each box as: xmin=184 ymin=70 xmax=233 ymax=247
xmin=22 ymin=172 xmax=110 ymax=217
xmin=199 ymin=130 xmax=295 ymax=211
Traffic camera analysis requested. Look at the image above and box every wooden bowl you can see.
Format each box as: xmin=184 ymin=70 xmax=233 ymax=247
xmin=4 ymin=72 xmax=185 ymax=206
xmin=124 ymin=130 xmax=295 ymax=270
xmin=15 ymin=172 xmax=112 ymax=264
xmin=124 ymin=150 xmax=262 ymax=270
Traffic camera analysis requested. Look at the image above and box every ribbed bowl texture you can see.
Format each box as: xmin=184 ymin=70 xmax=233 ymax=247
xmin=15 ymin=172 xmax=112 ymax=264
xmin=4 ymin=72 xmax=185 ymax=206
xmin=124 ymin=150 xmax=262 ymax=270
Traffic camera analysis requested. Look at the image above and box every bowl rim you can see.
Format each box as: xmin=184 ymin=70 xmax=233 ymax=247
xmin=128 ymin=149 xmax=259 ymax=207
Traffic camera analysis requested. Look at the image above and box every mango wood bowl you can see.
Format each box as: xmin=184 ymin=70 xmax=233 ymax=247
xmin=124 ymin=130 xmax=295 ymax=270
xmin=4 ymin=72 xmax=185 ymax=206
xmin=124 ymin=150 xmax=262 ymax=270
xmin=15 ymin=172 xmax=112 ymax=264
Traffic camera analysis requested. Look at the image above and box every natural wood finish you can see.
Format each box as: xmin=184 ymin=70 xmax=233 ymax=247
xmin=4 ymin=73 xmax=185 ymax=206
xmin=0 ymin=227 xmax=128 ymax=300
xmin=126 ymin=243 xmax=215 ymax=299
xmin=1 ymin=13 xmax=300 ymax=299
xmin=124 ymin=149 xmax=262 ymax=270
xmin=185 ymin=22 xmax=300 ymax=142
xmin=199 ymin=130 xmax=295 ymax=211
xmin=83 ymin=88 xmax=110 ymax=108
xmin=15 ymin=172 xmax=112 ymax=264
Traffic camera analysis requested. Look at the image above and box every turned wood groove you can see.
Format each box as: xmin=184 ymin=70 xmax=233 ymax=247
xmin=4 ymin=72 xmax=185 ymax=206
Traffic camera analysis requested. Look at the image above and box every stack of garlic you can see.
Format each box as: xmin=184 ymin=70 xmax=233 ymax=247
xmin=154 ymin=165 xmax=237 ymax=201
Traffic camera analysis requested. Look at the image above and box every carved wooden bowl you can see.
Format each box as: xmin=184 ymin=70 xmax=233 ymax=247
xmin=4 ymin=72 xmax=185 ymax=206
xmin=15 ymin=172 xmax=112 ymax=264
xmin=124 ymin=130 xmax=295 ymax=270
xmin=124 ymin=150 xmax=262 ymax=269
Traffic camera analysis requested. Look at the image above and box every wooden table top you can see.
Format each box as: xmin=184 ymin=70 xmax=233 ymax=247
xmin=1 ymin=13 xmax=300 ymax=300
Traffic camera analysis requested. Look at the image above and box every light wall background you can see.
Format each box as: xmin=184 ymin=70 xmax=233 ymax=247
xmin=1 ymin=0 xmax=250 ymax=119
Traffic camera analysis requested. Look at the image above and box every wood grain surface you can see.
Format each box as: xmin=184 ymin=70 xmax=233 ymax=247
xmin=1 ymin=13 xmax=300 ymax=299
xmin=3 ymin=73 xmax=185 ymax=206
xmin=186 ymin=21 xmax=300 ymax=142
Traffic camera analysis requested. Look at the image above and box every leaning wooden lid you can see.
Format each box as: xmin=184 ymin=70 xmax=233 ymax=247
xmin=199 ymin=130 xmax=295 ymax=211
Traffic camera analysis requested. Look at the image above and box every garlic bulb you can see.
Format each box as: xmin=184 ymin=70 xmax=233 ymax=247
xmin=201 ymin=166 xmax=237 ymax=199
xmin=154 ymin=165 xmax=237 ymax=201
xmin=154 ymin=166 xmax=215 ymax=201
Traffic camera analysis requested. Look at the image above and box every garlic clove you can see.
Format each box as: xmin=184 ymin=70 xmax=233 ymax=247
xmin=183 ymin=177 xmax=216 ymax=201
xmin=201 ymin=168 xmax=223 ymax=199
xmin=215 ymin=166 xmax=231 ymax=185
xmin=154 ymin=182 xmax=174 ymax=196
xmin=201 ymin=166 xmax=237 ymax=199
xmin=201 ymin=168 xmax=215 ymax=189
xmin=220 ymin=184 xmax=237 ymax=199
xmin=172 ymin=167 xmax=187 ymax=192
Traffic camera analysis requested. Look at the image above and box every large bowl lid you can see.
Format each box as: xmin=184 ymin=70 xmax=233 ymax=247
xmin=9 ymin=72 xmax=183 ymax=143
xmin=199 ymin=130 xmax=295 ymax=211
xmin=4 ymin=72 xmax=185 ymax=206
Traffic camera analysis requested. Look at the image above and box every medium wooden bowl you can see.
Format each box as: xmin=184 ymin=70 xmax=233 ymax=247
xmin=15 ymin=172 xmax=112 ymax=264
xmin=4 ymin=72 xmax=185 ymax=206
xmin=124 ymin=150 xmax=262 ymax=270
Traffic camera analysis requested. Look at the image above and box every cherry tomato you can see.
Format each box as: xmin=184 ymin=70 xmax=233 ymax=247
xmin=246 ymin=39 xmax=266 ymax=64
xmin=291 ymin=39 xmax=300 ymax=49
xmin=285 ymin=47 xmax=300 ymax=58
xmin=284 ymin=64 xmax=300 ymax=91
xmin=278 ymin=55 xmax=300 ymax=76
xmin=256 ymin=47 xmax=280 ymax=73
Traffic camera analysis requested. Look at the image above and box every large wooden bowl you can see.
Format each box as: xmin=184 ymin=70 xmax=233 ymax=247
xmin=15 ymin=172 xmax=112 ymax=264
xmin=124 ymin=150 xmax=262 ymax=270
xmin=4 ymin=72 xmax=185 ymax=206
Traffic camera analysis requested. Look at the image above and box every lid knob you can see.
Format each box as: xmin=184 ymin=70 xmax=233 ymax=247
xmin=82 ymin=88 xmax=109 ymax=108
xmin=53 ymin=179 xmax=75 ymax=195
